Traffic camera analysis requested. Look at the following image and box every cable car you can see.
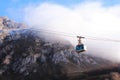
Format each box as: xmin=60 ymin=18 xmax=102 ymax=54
xmin=76 ymin=36 xmax=86 ymax=53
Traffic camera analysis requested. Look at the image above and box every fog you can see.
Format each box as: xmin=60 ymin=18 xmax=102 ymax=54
xmin=23 ymin=1 xmax=120 ymax=62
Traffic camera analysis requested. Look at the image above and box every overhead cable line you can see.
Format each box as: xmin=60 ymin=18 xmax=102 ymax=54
xmin=9 ymin=28 xmax=120 ymax=43
xmin=31 ymin=28 xmax=120 ymax=43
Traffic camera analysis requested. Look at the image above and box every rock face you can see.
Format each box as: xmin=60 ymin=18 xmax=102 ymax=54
xmin=0 ymin=17 xmax=26 ymax=30
xmin=0 ymin=17 xmax=27 ymax=45
xmin=0 ymin=17 xmax=120 ymax=80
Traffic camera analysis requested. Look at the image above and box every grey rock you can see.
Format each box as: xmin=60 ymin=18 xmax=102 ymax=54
xmin=0 ymin=17 xmax=116 ymax=80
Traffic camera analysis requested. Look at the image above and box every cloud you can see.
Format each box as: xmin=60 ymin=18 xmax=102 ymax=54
xmin=23 ymin=1 xmax=120 ymax=62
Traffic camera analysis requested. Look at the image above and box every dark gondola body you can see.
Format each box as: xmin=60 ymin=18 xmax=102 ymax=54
xmin=76 ymin=44 xmax=86 ymax=53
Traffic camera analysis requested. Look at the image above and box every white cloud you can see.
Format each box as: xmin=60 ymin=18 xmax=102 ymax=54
xmin=23 ymin=1 xmax=120 ymax=62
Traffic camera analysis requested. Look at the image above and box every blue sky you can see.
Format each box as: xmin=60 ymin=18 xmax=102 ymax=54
xmin=0 ymin=0 xmax=120 ymax=21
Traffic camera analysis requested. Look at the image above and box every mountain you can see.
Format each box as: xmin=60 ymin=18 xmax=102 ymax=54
xmin=0 ymin=17 xmax=27 ymax=45
xmin=0 ymin=17 xmax=120 ymax=80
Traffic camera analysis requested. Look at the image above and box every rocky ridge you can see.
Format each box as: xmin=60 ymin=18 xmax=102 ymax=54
xmin=0 ymin=17 xmax=119 ymax=80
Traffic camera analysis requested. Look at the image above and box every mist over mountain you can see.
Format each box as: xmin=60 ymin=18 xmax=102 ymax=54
xmin=0 ymin=17 xmax=120 ymax=80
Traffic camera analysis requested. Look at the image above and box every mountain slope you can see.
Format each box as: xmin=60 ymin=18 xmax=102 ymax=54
xmin=0 ymin=17 xmax=119 ymax=80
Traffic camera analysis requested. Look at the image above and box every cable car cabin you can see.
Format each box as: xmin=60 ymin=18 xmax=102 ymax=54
xmin=76 ymin=36 xmax=86 ymax=53
xmin=76 ymin=44 xmax=86 ymax=53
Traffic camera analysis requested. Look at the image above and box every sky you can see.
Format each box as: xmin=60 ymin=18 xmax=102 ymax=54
xmin=1 ymin=0 xmax=120 ymax=21
xmin=1 ymin=0 xmax=120 ymax=62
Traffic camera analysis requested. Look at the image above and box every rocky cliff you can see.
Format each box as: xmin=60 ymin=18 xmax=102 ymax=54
xmin=0 ymin=17 xmax=120 ymax=80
